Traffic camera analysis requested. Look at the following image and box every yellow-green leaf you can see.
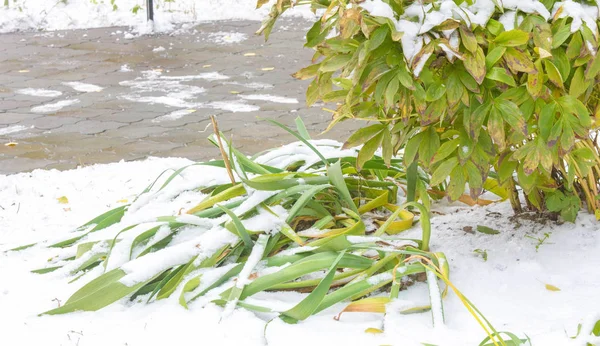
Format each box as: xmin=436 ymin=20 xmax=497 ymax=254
xmin=545 ymin=284 xmax=561 ymax=292
xmin=464 ymin=47 xmax=486 ymax=84
xmin=57 ymin=196 xmax=69 ymax=204
xmin=495 ymin=30 xmax=530 ymax=47
xmin=504 ymin=48 xmax=537 ymax=73
xmin=544 ymin=60 xmax=564 ymax=89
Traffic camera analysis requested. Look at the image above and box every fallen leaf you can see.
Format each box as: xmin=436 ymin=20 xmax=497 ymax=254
xmin=364 ymin=328 xmax=383 ymax=334
xmin=202 ymin=64 xmax=212 ymax=68
xmin=5 ymin=142 xmax=18 ymax=147
xmin=230 ymin=91 xmax=240 ymax=94
xmin=116 ymin=199 xmax=128 ymax=203
xmin=57 ymin=196 xmax=69 ymax=204
xmin=19 ymin=69 xmax=30 ymax=73
xmin=476 ymin=225 xmax=500 ymax=235
xmin=261 ymin=67 xmax=275 ymax=71
xmin=244 ymin=52 xmax=256 ymax=57
xmin=545 ymin=284 xmax=561 ymax=291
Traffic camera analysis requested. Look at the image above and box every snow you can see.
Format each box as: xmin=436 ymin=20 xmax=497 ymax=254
xmin=552 ymin=1 xmax=600 ymax=35
xmin=30 ymin=99 xmax=80 ymax=113
xmin=152 ymin=109 xmax=197 ymax=123
xmin=0 ymin=0 xmax=318 ymax=34
xmin=0 ymin=125 xmax=31 ymax=136
xmin=0 ymin=145 xmax=599 ymax=345
xmin=239 ymin=94 xmax=299 ymax=104
xmin=63 ymin=82 xmax=104 ymax=93
xmin=16 ymin=88 xmax=62 ymax=98
xmin=358 ymin=0 xmax=596 ymax=74
xmin=208 ymin=31 xmax=248 ymax=45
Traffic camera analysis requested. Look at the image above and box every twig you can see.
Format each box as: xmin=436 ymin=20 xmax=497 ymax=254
xmin=210 ymin=115 xmax=235 ymax=185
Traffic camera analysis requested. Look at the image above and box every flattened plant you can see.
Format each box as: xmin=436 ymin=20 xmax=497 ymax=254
xmin=11 ymin=120 xmax=520 ymax=345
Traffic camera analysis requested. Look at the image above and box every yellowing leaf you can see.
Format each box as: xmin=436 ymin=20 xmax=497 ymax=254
xmin=595 ymin=209 xmax=600 ymax=221
xmin=202 ymin=65 xmax=211 ymax=68
xmin=116 ymin=199 xmax=128 ymax=203
xmin=545 ymin=284 xmax=561 ymax=292
xmin=337 ymin=297 xmax=390 ymax=320
xmin=230 ymin=91 xmax=240 ymax=94
xmin=464 ymin=47 xmax=486 ymax=84
xmin=364 ymin=328 xmax=383 ymax=334
xmin=504 ymin=48 xmax=537 ymax=73
xmin=57 ymin=196 xmax=69 ymax=204
xmin=5 ymin=142 xmax=18 ymax=147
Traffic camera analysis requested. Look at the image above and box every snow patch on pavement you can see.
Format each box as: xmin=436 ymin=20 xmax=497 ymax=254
xmin=16 ymin=88 xmax=62 ymax=98
xmin=0 ymin=125 xmax=31 ymax=136
xmin=207 ymin=31 xmax=248 ymax=45
xmin=63 ymin=82 xmax=104 ymax=93
xmin=239 ymin=94 xmax=299 ymax=104
xmin=31 ymin=99 xmax=80 ymax=113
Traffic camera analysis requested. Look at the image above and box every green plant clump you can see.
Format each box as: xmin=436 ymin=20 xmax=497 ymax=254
xmin=258 ymin=0 xmax=600 ymax=222
xmin=11 ymin=120 xmax=524 ymax=346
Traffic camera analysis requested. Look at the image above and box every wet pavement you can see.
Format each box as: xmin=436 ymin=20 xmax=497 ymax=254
xmin=0 ymin=19 xmax=359 ymax=174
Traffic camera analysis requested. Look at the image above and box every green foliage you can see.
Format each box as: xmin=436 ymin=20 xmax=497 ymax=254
xmin=259 ymin=0 xmax=600 ymax=221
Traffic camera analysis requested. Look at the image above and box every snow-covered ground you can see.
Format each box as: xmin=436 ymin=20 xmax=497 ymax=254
xmin=0 ymin=0 xmax=315 ymax=33
xmin=0 ymin=145 xmax=599 ymax=346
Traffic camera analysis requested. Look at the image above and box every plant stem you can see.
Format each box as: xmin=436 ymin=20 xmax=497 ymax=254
xmin=506 ymin=179 xmax=522 ymax=214
xmin=210 ymin=115 xmax=236 ymax=185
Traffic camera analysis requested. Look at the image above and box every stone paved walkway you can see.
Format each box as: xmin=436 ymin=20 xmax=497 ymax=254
xmin=0 ymin=19 xmax=359 ymax=174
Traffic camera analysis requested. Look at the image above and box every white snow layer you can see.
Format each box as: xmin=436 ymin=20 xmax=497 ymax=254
xmin=0 ymin=141 xmax=599 ymax=345
xmin=359 ymin=0 xmax=599 ymax=74
xmin=0 ymin=0 xmax=318 ymax=34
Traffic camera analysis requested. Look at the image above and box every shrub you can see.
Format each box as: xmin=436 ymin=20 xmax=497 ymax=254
xmin=258 ymin=0 xmax=600 ymax=222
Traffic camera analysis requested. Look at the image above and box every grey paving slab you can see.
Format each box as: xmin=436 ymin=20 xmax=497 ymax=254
xmin=0 ymin=18 xmax=361 ymax=175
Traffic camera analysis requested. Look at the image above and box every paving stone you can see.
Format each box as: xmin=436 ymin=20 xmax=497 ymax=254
xmin=0 ymin=18 xmax=353 ymax=173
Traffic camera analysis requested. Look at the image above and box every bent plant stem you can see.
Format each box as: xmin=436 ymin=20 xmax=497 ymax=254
xmin=415 ymin=257 xmax=505 ymax=346
xmin=211 ymin=115 xmax=236 ymax=185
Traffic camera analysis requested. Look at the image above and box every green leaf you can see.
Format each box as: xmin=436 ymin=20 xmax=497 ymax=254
xmin=569 ymin=67 xmax=589 ymax=98
xmin=476 ymin=225 xmax=500 ymax=235
xmin=42 ymin=269 xmax=146 ymax=315
xmin=265 ymin=118 xmax=329 ymax=166
xmin=218 ymin=205 xmax=253 ymax=250
xmin=544 ymin=60 xmax=564 ymax=89
xmin=486 ymin=67 xmax=516 ymax=86
xmin=459 ymin=26 xmax=478 ymax=53
xmin=295 ymin=116 xmax=311 ymax=140
xmin=495 ymin=30 xmax=530 ymax=46
xmin=504 ymin=48 xmax=536 ymax=73
xmin=485 ymin=46 xmax=506 ymax=69
xmin=281 ymin=250 xmax=346 ymax=322
xmin=384 ymin=77 xmax=399 ymax=108
xmin=367 ymin=25 xmax=389 ymax=53
xmin=430 ymin=157 xmax=459 ymax=186
xmin=358 ymin=130 xmax=384 ymax=170
xmin=343 ymin=124 xmax=385 ymax=149
xmin=432 ymin=138 xmax=460 ymax=164
xmin=426 ymin=81 xmax=446 ymax=102
xmin=495 ymin=99 xmax=527 ymax=136
xmin=464 ymin=47 xmax=486 ymax=84
xmin=418 ymin=127 xmax=440 ymax=166
xmin=447 ymin=165 xmax=466 ymax=201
